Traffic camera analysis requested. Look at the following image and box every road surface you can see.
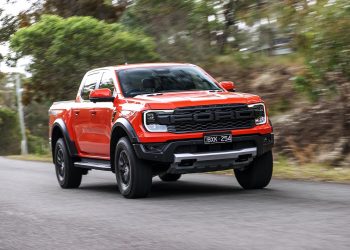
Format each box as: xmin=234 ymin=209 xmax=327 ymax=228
xmin=0 ymin=157 xmax=349 ymax=250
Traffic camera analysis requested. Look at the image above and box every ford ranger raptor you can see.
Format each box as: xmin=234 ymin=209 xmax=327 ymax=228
xmin=49 ymin=63 xmax=274 ymax=198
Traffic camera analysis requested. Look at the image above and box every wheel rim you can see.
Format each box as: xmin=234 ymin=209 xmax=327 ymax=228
xmin=118 ymin=150 xmax=131 ymax=190
xmin=56 ymin=146 xmax=65 ymax=181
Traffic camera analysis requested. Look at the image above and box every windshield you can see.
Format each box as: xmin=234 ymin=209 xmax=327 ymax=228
xmin=117 ymin=66 xmax=221 ymax=97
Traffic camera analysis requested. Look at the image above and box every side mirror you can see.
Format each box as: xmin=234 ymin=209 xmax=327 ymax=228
xmin=219 ymin=81 xmax=236 ymax=92
xmin=89 ymin=88 xmax=115 ymax=103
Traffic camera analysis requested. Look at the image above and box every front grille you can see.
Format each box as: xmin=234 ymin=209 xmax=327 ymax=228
xmin=166 ymin=104 xmax=256 ymax=133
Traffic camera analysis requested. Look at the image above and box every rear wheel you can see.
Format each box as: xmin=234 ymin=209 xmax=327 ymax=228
xmin=54 ymin=138 xmax=82 ymax=188
xmin=234 ymin=151 xmax=273 ymax=189
xmin=159 ymin=173 xmax=182 ymax=182
xmin=115 ymin=137 xmax=152 ymax=198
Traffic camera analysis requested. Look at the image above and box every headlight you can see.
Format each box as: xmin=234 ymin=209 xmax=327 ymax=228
xmin=248 ymin=103 xmax=267 ymax=125
xmin=143 ymin=110 xmax=174 ymax=132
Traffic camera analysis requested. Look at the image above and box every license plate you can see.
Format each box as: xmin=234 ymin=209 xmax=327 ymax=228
xmin=204 ymin=134 xmax=232 ymax=144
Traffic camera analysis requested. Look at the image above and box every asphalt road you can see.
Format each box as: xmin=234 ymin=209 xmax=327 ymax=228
xmin=0 ymin=157 xmax=350 ymax=250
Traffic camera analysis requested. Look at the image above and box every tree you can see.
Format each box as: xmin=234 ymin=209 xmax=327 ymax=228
xmin=0 ymin=9 xmax=18 ymax=42
xmin=0 ymin=107 xmax=20 ymax=155
xmin=302 ymin=0 xmax=350 ymax=81
xmin=10 ymin=15 xmax=158 ymax=102
xmin=213 ymin=0 xmax=265 ymax=53
xmin=1 ymin=0 xmax=132 ymax=43
xmin=31 ymin=0 xmax=131 ymax=22
xmin=0 ymin=72 xmax=17 ymax=109
xmin=293 ymin=0 xmax=350 ymax=99
xmin=122 ymin=0 xmax=219 ymax=62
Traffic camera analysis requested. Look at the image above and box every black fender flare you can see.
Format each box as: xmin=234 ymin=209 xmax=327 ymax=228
xmin=111 ymin=118 xmax=140 ymax=144
xmin=110 ymin=118 xmax=139 ymax=172
xmin=51 ymin=119 xmax=78 ymax=157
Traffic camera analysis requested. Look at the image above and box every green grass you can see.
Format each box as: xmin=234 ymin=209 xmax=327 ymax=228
xmin=212 ymin=52 xmax=305 ymax=71
xmin=6 ymin=154 xmax=52 ymax=162
xmin=273 ymin=158 xmax=350 ymax=183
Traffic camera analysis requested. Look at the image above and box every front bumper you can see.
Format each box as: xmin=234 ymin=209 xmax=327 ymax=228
xmin=133 ymin=133 xmax=274 ymax=173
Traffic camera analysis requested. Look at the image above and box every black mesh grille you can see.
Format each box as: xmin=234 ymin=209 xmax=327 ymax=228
xmin=167 ymin=104 xmax=255 ymax=133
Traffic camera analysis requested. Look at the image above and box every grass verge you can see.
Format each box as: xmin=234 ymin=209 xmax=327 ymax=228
xmin=212 ymin=157 xmax=350 ymax=184
xmin=6 ymin=154 xmax=52 ymax=162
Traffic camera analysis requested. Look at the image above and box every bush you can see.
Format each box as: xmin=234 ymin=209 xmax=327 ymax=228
xmin=297 ymin=0 xmax=350 ymax=95
xmin=10 ymin=15 xmax=159 ymax=103
xmin=0 ymin=107 xmax=21 ymax=155
xmin=27 ymin=133 xmax=50 ymax=155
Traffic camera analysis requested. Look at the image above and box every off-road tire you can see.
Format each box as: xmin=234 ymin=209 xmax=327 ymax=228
xmin=115 ymin=137 xmax=152 ymax=198
xmin=54 ymin=138 xmax=82 ymax=188
xmin=234 ymin=151 xmax=273 ymax=189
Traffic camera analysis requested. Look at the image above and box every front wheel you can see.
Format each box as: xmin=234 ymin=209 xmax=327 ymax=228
xmin=54 ymin=138 xmax=82 ymax=188
xmin=234 ymin=151 xmax=273 ymax=189
xmin=115 ymin=137 xmax=152 ymax=198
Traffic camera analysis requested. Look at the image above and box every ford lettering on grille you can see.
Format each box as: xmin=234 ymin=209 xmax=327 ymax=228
xmin=157 ymin=104 xmax=256 ymax=133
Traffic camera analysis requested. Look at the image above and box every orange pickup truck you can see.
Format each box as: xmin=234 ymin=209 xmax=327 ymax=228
xmin=49 ymin=63 xmax=274 ymax=198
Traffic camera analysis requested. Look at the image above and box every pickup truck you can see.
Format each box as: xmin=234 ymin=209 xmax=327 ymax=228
xmin=49 ymin=63 xmax=274 ymax=198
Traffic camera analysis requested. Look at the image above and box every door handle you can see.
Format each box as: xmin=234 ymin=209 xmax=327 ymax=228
xmin=74 ymin=111 xmax=80 ymax=116
xmin=90 ymin=110 xmax=96 ymax=116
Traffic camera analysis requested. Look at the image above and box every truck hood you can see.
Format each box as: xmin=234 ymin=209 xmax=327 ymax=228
xmin=130 ymin=91 xmax=262 ymax=109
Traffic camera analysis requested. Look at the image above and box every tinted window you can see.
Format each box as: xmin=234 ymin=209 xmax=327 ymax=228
xmin=117 ymin=66 xmax=221 ymax=97
xmin=98 ymin=71 xmax=115 ymax=93
xmin=81 ymin=73 xmax=100 ymax=100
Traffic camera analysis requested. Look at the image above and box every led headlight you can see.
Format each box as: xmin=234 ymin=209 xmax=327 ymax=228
xmin=143 ymin=110 xmax=174 ymax=132
xmin=248 ymin=103 xmax=267 ymax=125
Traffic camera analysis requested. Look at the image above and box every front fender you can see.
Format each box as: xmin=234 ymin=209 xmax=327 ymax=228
xmin=51 ymin=119 xmax=78 ymax=157
xmin=111 ymin=118 xmax=140 ymax=144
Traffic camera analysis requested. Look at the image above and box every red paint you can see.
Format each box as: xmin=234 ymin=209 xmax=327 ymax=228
xmin=89 ymin=88 xmax=112 ymax=99
xmin=219 ymin=81 xmax=235 ymax=91
xmin=49 ymin=63 xmax=273 ymax=160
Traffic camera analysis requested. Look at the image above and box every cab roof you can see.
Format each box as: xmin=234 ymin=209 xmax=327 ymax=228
xmin=88 ymin=63 xmax=195 ymax=73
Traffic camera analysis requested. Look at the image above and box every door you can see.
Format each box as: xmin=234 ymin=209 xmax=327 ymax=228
xmin=87 ymin=70 xmax=116 ymax=157
xmin=72 ymin=71 xmax=102 ymax=155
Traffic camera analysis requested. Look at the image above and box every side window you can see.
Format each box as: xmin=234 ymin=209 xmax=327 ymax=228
xmin=98 ymin=71 xmax=115 ymax=93
xmin=81 ymin=73 xmax=101 ymax=100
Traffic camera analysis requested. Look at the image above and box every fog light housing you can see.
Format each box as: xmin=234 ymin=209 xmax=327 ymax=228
xmin=143 ymin=143 xmax=166 ymax=153
xmin=263 ymin=134 xmax=274 ymax=145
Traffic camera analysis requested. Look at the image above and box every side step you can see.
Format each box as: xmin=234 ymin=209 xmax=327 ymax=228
xmin=74 ymin=158 xmax=112 ymax=171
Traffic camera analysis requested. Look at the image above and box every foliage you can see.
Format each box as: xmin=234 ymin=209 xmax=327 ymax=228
xmin=293 ymin=74 xmax=322 ymax=102
xmin=10 ymin=15 xmax=158 ymax=102
xmin=122 ymin=0 xmax=220 ymax=61
xmin=27 ymin=132 xmax=50 ymax=155
xmin=290 ymin=0 xmax=350 ymax=99
xmin=24 ymin=101 xmax=50 ymax=138
xmin=303 ymin=1 xmax=350 ymax=81
xmin=0 ymin=9 xmax=19 ymax=42
xmin=33 ymin=0 xmax=131 ymax=22
xmin=0 ymin=107 xmax=20 ymax=155
xmin=1 ymin=0 xmax=132 ymax=43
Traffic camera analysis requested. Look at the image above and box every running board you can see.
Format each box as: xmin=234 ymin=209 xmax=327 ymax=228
xmin=74 ymin=158 xmax=111 ymax=171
